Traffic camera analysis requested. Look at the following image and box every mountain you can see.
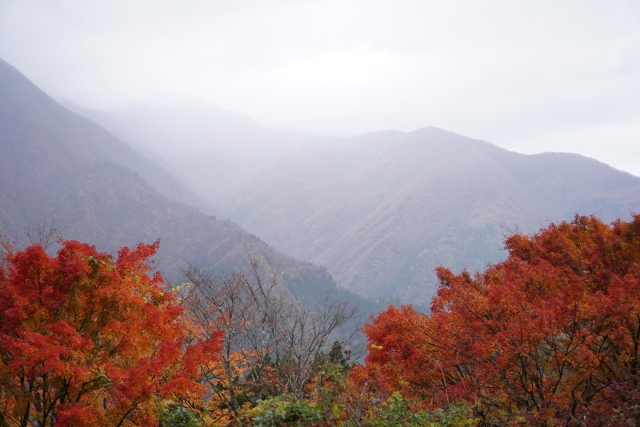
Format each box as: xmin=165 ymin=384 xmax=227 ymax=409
xmin=84 ymin=106 xmax=640 ymax=304
xmin=0 ymin=57 xmax=374 ymax=315
xmin=214 ymin=128 xmax=640 ymax=302
xmin=69 ymin=102 xmax=340 ymax=217
xmin=0 ymin=62 xmax=218 ymax=217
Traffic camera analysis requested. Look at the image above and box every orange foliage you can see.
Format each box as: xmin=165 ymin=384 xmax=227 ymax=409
xmin=354 ymin=215 xmax=640 ymax=426
xmin=0 ymin=240 xmax=220 ymax=427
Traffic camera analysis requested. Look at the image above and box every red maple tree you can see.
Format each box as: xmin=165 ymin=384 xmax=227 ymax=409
xmin=0 ymin=240 xmax=220 ymax=427
xmin=354 ymin=215 xmax=640 ymax=426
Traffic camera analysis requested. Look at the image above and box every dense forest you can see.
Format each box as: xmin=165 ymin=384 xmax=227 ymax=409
xmin=1 ymin=214 xmax=639 ymax=426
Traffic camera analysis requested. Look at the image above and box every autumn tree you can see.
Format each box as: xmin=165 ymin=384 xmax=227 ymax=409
xmin=0 ymin=239 xmax=220 ymax=427
xmin=354 ymin=215 xmax=640 ymax=426
xmin=179 ymin=256 xmax=358 ymax=422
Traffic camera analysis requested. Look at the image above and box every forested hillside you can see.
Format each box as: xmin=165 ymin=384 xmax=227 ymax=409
xmin=85 ymin=105 xmax=640 ymax=304
xmin=0 ymin=57 xmax=372 ymax=312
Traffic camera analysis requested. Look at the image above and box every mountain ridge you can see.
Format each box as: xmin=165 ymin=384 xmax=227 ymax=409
xmin=0 ymin=57 xmax=379 ymax=318
xmin=0 ymin=58 xmax=217 ymax=216
xmin=64 ymin=93 xmax=640 ymax=304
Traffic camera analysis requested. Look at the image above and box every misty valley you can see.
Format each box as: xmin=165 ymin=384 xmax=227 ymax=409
xmin=2 ymin=56 xmax=640 ymax=427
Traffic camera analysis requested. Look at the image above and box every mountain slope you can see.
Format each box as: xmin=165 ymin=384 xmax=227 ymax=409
xmin=69 ymin=99 xmax=640 ymax=303
xmin=84 ymin=105 xmax=640 ymax=303
xmin=0 ymin=58 xmax=216 ymax=216
xmin=255 ymin=129 xmax=640 ymax=300
xmin=71 ymin=102 xmax=342 ymax=217
xmin=218 ymin=128 xmax=640 ymax=301
xmin=0 ymin=57 xmax=372 ymax=313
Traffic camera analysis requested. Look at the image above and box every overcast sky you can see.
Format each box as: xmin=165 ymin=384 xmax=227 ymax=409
xmin=1 ymin=0 xmax=639 ymax=176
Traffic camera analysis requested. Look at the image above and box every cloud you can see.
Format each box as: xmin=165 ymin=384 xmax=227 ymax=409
xmin=271 ymin=45 xmax=398 ymax=86
xmin=0 ymin=0 xmax=639 ymax=175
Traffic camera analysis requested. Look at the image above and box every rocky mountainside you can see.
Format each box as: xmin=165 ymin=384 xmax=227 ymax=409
xmin=0 ymin=57 xmax=373 ymax=314
xmin=85 ymin=105 xmax=640 ymax=304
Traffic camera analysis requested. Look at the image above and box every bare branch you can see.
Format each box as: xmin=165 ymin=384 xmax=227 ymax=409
xmin=22 ymin=219 xmax=60 ymax=252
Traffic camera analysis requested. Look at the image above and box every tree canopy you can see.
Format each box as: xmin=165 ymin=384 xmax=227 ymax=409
xmin=354 ymin=214 xmax=640 ymax=426
xmin=0 ymin=239 xmax=220 ymax=427
xmin=2 ymin=214 xmax=639 ymax=426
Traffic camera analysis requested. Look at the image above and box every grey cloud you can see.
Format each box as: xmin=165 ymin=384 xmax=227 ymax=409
xmin=0 ymin=0 xmax=639 ymax=175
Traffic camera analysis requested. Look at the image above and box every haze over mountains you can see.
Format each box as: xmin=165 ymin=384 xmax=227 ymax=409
xmin=0 ymin=58 xmax=376 ymax=319
xmin=1 ymin=54 xmax=638 ymax=306
xmin=72 ymin=102 xmax=339 ymax=213
xmin=78 ymin=103 xmax=640 ymax=303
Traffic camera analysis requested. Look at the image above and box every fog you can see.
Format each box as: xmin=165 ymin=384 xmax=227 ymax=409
xmin=1 ymin=0 xmax=639 ymax=176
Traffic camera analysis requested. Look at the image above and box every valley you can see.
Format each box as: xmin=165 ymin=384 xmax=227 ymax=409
xmin=79 ymin=102 xmax=640 ymax=303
